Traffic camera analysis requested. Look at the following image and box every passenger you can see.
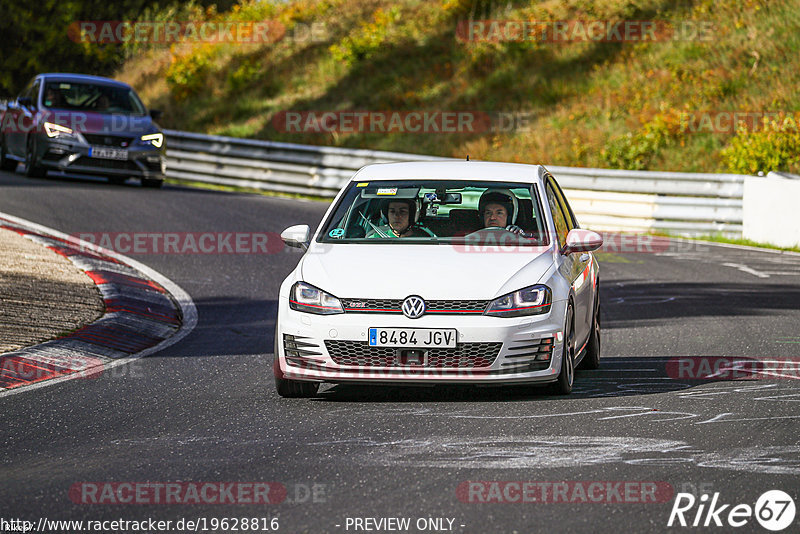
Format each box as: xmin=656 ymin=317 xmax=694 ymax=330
xmin=366 ymin=198 xmax=429 ymax=238
xmin=44 ymin=87 xmax=63 ymax=108
xmin=478 ymin=189 xmax=525 ymax=234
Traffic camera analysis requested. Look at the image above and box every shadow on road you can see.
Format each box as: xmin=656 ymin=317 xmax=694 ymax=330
xmin=307 ymin=355 xmax=778 ymax=402
xmin=602 ymin=280 xmax=800 ymax=330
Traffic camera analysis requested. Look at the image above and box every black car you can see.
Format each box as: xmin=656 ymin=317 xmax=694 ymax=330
xmin=0 ymin=73 xmax=165 ymax=187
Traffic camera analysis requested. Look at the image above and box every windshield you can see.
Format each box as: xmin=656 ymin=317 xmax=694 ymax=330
xmin=42 ymin=82 xmax=147 ymax=115
xmin=318 ymin=180 xmax=548 ymax=246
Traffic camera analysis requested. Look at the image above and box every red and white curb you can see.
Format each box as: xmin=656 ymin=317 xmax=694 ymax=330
xmin=0 ymin=212 xmax=197 ymax=397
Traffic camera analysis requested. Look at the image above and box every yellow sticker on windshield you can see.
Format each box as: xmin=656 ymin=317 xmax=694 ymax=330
xmin=356 ymin=182 xmax=369 ymax=187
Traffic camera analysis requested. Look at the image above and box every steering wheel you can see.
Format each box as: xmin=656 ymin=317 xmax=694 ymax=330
xmin=464 ymin=226 xmax=515 ymax=239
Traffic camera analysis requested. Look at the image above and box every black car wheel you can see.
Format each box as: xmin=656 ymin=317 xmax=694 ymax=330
xmin=275 ymin=376 xmax=320 ymax=398
xmin=579 ymin=290 xmax=601 ymax=370
xmin=0 ymin=136 xmax=18 ymax=171
xmin=25 ymin=137 xmax=46 ymax=178
xmin=552 ymin=303 xmax=575 ymax=395
xmin=141 ymin=178 xmax=163 ymax=188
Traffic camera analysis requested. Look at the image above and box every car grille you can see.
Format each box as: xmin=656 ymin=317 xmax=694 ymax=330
xmin=325 ymin=340 xmax=501 ymax=368
xmin=145 ymin=160 xmax=163 ymax=172
xmin=501 ymin=337 xmax=554 ymax=371
xmin=282 ymin=334 xmax=324 ymax=369
xmin=341 ymin=299 xmax=488 ymax=314
xmin=83 ymin=134 xmax=134 ymax=147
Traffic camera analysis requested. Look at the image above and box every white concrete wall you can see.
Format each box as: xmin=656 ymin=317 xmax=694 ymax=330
xmin=743 ymin=172 xmax=800 ymax=248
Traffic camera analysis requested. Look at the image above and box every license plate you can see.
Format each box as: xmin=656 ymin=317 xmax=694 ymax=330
xmin=368 ymin=328 xmax=457 ymax=348
xmin=90 ymin=147 xmax=128 ymax=160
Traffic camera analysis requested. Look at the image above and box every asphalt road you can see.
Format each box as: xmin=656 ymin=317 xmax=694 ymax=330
xmin=1 ymin=169 xmax=799 ymax=534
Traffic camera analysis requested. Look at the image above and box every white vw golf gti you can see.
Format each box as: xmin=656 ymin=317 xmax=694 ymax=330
xmin=274 ymin=161 xmax=602 ymax=397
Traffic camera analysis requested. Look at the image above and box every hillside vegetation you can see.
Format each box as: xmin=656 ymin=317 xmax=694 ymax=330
xmin=116 ymin=0 xmax=800 ymax=174
xmin=0 ymin=0 xmax=234 ymax=96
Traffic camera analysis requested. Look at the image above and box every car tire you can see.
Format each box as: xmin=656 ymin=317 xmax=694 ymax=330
xmin=108 ymin=176 xmax=127 ymax=185
xmin=273 ymin=331 xmax=320 ymax=398
xmin=275 ymin=376 xmax=320 ymax=398
xmin=0 ymin=137 xmax=17 ymax=171
xmin=578 ymin=292 xmax=601 ymax=370
xmin=141 ymin=178 xmax=163 ymax=188
xmin=25 ymin=137 xmax=46 ymax=178
xmin=552 ymin=303 xmax=575 ymax=395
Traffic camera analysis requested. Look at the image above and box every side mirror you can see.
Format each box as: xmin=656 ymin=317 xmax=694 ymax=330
xmin=563 ymin=229 xmax=603 ymax=255
xmin=281 ymin=224 xmax=310 ymax=250
xmin=18 ymin=96 xmax=33 ymax=109
xmin=149 ymin=109 xmax=162 ymax=120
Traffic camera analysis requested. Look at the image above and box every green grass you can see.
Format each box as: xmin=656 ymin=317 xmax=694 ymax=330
xmin=651 ymin=230 xmax=800 ymax=253
xmin=115 ymin=0 xmax=800 ymax=174
xmin=685 ymin=234 xmax=800 ymax=254
xmin=594 ymin=252 xmax=637 ymax=263
xmin=165 ymin=178 xmax=332 ymax=202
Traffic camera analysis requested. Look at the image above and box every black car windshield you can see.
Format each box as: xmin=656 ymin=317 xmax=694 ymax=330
xmin=318 ymin=180 xmax=548 ymax=246
xmin=43 ymin=82 xmax=146 ymax=115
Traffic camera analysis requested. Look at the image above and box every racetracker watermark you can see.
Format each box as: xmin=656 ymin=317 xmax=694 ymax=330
xmin=451 ymin=232 xmax=677 ymax=254
xmin=272 ymin=111 xmax=492 ymax=134
xmin=0 ymin=111 xmax=155 ymax=135
xmin=457 ymin=481 xmax=674 ymax=503
xmin=456 ymin=20 xmax=715 ymax=43
xmin=67 ymin=21 xmax=327 ymax=44
xmin=280 ymin=363 xmax=496 ymax=380
xmin=0 ymin=354 xmax=105 ymax=383
xmin=73 ymin=232 xmax=284 ymax=255
xmin=69 ymin=482 xmax=287 ymax=505
xmin=273 ymin=110 xmax=560 ymax=134
xmin=666 ymin=357 xmax=800 ymax=380
xmin=678 ymin=111 xmax=800 ymax=134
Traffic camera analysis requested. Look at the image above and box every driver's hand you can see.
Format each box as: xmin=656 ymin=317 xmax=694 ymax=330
xmin=505 ymin=225 xmax=524 ymax=235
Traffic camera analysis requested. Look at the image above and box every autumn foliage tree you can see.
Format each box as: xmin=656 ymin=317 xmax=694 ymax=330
xmin=0 ymin=0 xmax=235 ymax=96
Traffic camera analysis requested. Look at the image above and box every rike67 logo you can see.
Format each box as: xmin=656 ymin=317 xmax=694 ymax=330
xmin=668 ymin=490 xmax=796 ymax=531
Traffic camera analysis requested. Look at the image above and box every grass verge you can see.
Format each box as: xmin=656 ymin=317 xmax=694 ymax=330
xmin=165 ymin=178 xmax=333 ymax=202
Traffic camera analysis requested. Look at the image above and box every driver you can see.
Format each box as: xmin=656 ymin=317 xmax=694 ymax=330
xmin=478 ymin=189 xmax=526 ymax=235
xmin=366 ymin=198 xmax=429 ymax=238
xmin=44 ymin=87 xmax=63 ymax=108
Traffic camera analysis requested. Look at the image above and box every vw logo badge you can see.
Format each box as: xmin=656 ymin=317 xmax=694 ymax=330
xmin=402 ymin=296 xmax=426 ymax=319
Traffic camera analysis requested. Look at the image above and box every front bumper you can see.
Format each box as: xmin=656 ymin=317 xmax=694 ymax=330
xmin=275 ymin=297 xmax=568 ymax=385
xmin=36 ymin=134 xmax=165 ymax=179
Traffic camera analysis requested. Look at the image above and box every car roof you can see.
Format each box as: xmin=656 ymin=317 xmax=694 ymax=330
xmin=351 ymin=161 xmax=549 ymax=184
xmin=37 ymin=73 xmax=132 ymax=89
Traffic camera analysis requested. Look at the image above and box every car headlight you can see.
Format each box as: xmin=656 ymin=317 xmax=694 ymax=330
xmin=289 ymin=282 xmax=343 ymax=315
xmin=44 ymin=122 xmax=76 ymax=138
xmin=484 ymin=285 xmax=552 ymax=317
xmin=141 ymin=133 xmax=163 ymax=148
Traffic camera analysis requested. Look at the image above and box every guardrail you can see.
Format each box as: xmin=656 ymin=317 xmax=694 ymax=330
xmin=167 ymin=130 xmax=751 ymax=236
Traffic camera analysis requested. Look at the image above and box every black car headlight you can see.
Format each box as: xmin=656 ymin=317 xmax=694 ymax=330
xmin=289 ymin=282 xmax=343 ymax=315
xmin=484 ymin=285 xmax=552 ymax=317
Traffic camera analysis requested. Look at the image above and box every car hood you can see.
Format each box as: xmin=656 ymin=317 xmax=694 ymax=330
xmin=41 ymin=109 xmax=158 ymax=136
xmin=300 ymin=243 xmax=555 ymax=300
